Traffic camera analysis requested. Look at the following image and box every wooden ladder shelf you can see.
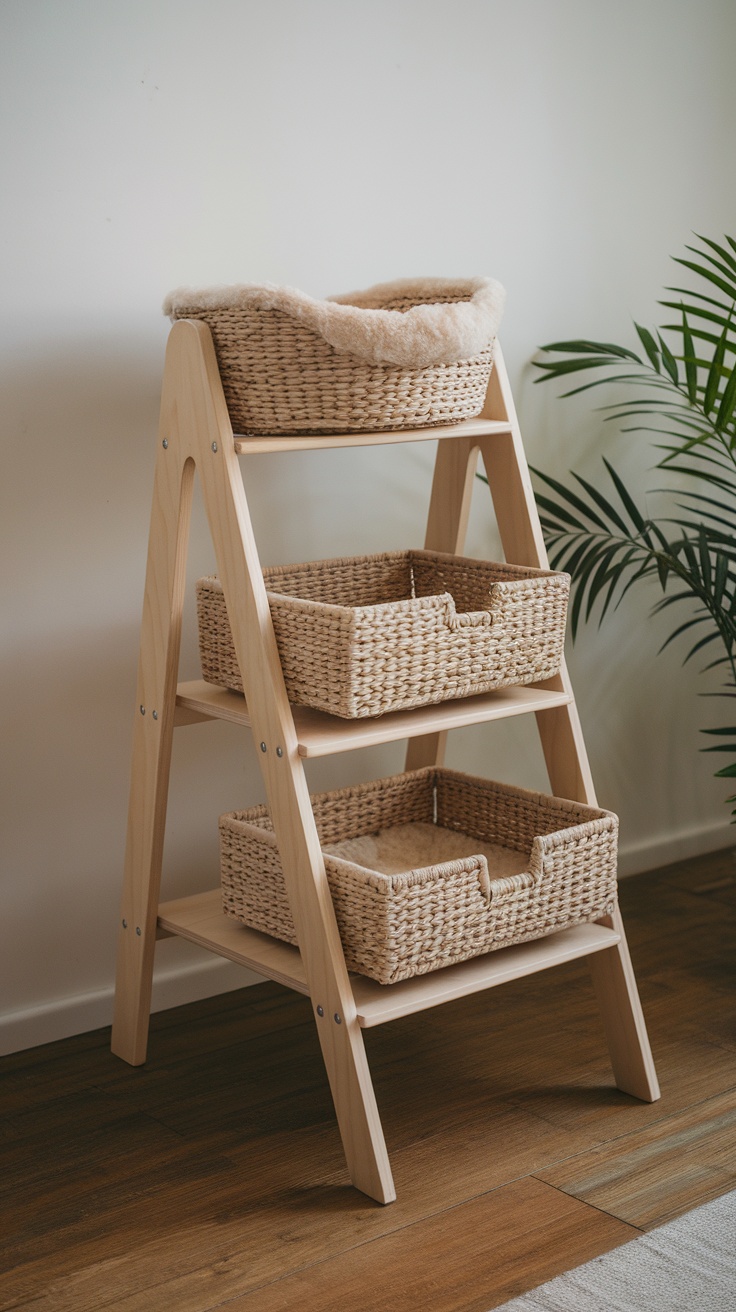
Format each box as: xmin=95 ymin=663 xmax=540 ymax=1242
xmin=111 ymin=319 xmax=660 ymax=1206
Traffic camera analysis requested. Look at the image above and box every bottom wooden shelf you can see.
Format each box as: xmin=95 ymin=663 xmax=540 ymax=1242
xmin=157 ymin=890 xmax=621 ymax=1029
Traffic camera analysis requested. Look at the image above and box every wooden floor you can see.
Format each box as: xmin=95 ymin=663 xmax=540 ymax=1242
xmin=1 ymin=848 xmax=735 ymax=1311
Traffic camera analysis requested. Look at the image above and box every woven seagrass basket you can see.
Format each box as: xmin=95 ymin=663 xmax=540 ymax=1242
xmin=163 ymin=277 xmax=505 ymax=435
xmin=220 ymin=768 xmax=618 ymax=985
xmin=196 ymin=550 xmax=570 ymax=719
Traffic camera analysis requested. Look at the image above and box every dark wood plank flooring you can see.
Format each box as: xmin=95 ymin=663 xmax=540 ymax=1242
xmin=1 ymin=848 xmax=734 ymax=1311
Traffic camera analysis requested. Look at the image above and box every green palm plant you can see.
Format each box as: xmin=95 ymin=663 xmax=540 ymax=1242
xmin=532 ymin=233 xmax=736 ymax=817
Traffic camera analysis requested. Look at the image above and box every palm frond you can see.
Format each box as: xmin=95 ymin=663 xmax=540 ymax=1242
xmin=531 ymin=232 xmax=736 ymax=818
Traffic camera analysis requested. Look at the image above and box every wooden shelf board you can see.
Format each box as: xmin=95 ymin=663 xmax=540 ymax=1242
xmin=157 ymin=890 xmax=620 ymax=1028
xmin=175 ymin=681 xmax=254 ymax=728
xmin=353 ymin=923 xmax=620 ymax=1027
xmin=157 ymin=891 xmax=310 ymax=995
xmin=233 ymin=416 xmax=511 ymax=454
xmin=175 ymin=679 xmax=573 ymax=756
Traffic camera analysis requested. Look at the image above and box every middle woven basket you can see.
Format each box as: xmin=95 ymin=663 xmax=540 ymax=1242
xmin=197 ymin=549 xmax=571 ymax=719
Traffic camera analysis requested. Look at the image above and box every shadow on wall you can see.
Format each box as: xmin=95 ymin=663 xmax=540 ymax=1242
xmin=2 ymin=622 xmax=141 ymax=955
xmin=2 ymin=330 xmax=164 ymax=609
xmin=1 ymin=330 xmax=318 ymax=1025
xmin=0 ymin=332 xmax=188 ymax=999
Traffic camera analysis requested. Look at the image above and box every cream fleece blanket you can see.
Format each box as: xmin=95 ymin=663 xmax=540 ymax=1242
xmin=323 ymin=821 xmax=529 ymax=898
xmin=163 ymin=276 xmax=506 ymax=369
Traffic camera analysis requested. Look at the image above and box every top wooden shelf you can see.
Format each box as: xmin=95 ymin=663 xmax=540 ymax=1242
xmin=232 ymin=416 xmax=511 ymax=454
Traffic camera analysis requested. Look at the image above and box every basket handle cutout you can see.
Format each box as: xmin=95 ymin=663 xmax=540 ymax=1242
xmin=408 ymin=560 xmax=506 ymax=632
xmin=485 ymin=869 xmax=536 ymax=903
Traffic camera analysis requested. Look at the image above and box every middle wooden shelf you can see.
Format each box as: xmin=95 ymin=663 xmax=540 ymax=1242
xmin=175 ymin=678 xmax=573 ymax=757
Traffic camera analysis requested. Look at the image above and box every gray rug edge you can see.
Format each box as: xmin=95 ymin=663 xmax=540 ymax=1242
xmin=492 ymin=1188 xmax=736 ymax=1312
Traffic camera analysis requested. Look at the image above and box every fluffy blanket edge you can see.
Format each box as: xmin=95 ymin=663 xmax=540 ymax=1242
xmin=162 ymin=275 xmax=506 ymax=368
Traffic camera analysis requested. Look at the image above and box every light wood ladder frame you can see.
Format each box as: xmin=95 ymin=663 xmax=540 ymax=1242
xmin=111 ymin=320 xmax=659 ymax=1206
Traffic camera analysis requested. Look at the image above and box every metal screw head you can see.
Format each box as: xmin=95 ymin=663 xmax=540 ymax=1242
xmin=162 ymin=439 xmax=169 ymax=449
xmin=316 ymin=1005 xmax=324 ymax=1017
xmin=260 ymin=741 xmax=267 ymax=753
xmin=152 ymin=710 xmax=158 ymax=720
xmin=211 ymin=441 xmax=218 ymax=453
xmin=136 ymin=926 xmax=142 ymax=936
xmin=139 ymin=705 xmax=145 ymax=715
xmin=333 ymin=1013 xmax=342 ymax=1025
xmin=276 ymin=746 xmax=283 ymax=758
xmin=122 ymin=918 xmax=128 ymax=929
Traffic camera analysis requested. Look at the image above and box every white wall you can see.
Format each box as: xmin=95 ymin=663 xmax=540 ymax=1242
xmin=2 ymin=0 xmax=735 ymax=1053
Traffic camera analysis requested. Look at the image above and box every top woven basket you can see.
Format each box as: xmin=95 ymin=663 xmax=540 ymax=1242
xmin=162 ymin=276 xmax=506 ymax=435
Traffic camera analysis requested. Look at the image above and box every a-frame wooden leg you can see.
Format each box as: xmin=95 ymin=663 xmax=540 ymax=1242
xmin=585 ymin=906 xmax=661 ymax=1100
xmin=405 ymin=434 xmax=480 ymax=772
xmin=147 ymin=321 xmax=395 ymax=1203
xmin=111 ymin=418 xmax=195 ymax=1065
xmin=478 ymin=348 xmax=659 ymax=1102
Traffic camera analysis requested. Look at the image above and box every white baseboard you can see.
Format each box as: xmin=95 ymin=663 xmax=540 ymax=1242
xmin=0 ymin=956 xmax=260 ymax=1057
xmin=3 ymin=821 xmax=733 ymax=1057
xmin=617 ymin=817 xmax=734 ymax=877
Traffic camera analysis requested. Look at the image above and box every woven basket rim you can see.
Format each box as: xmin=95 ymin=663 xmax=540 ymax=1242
xmin=198 ymin=549 xmax=568 ymax=622
xmin=221 ymin=767 xmax=616 ymax=832
xmin=261 ymin=547 xmax=562 ymax=580
xmin=162 ymin=276 xmax=506 ymax=368
xmin=200 ymin=548 xmax=565 ymax=597
xmin=219 ymin=768 xmax=617 ymax=901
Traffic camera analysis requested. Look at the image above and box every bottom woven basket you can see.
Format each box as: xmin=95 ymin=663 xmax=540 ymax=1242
xmin=219 ymin=768 xmax=618 ymax=984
